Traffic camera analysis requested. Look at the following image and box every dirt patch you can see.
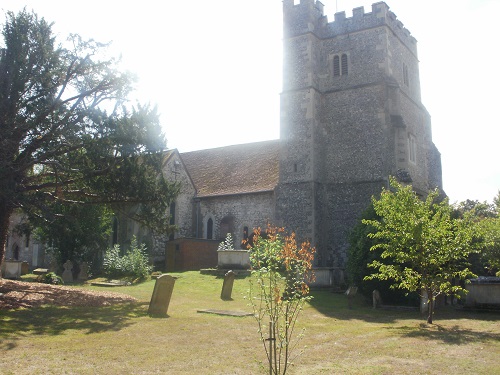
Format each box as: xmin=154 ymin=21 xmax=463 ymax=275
xmin=0 ymin=279 xmax=137 ymax=310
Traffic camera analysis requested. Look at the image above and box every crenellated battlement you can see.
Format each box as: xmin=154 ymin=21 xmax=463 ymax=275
xmin=284 ymin=1 xmax=417 ymax=54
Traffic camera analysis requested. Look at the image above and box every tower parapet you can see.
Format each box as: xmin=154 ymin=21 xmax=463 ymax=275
xmin=283 ymin=1 xmax=417 ymax=56
xmin=283 ymin=0 xmax=327 ymax=38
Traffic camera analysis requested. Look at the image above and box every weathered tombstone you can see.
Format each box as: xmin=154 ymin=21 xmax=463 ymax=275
xmin=372 ymin=289 xmax=382 ymax=309
xmin=62 ymin=260 xmax=73 ymax=283
xmin=77 ymin=262 xmax=89 ymax=281
xmin=49 ymin=258 xmax=57 ymax=273
xmin=21 ymin=261 xmax=29 ymax=275
xmin=345 ymin=286 xmax=358 ymax=309
xmin=220 ymin=270 xmax=236 ymax=300
xmin=148 ymin=274 xmax=176 ymax=316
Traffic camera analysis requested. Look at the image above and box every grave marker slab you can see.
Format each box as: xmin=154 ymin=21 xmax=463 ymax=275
xmin=62 ymin=260 xmax=73 ymax=283
xmin=372 ymin=289 xmax=382 ymax=309
xmin=77 ymin=262 xmax=89 ymax=281
xmin=220 ymin=270 xmax=235 ymax=300
xmin=345 ymin=286 xmax=358 ymax=309
xmin=148 ymin=274 xmax=176 ymax=316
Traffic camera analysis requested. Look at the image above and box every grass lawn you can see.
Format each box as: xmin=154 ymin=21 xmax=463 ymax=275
xmin=1 ymin=271 xmax=499 ymax=374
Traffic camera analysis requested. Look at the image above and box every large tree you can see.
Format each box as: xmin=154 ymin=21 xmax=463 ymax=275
xmin=451 ymin=198 xmax=499 ymax=276
xmin=0 ymin=10 xmax=178 ymax=267
xmin=363 ymin=178 xmax=480 ymax=323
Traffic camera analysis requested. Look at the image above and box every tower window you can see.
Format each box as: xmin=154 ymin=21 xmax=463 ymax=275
xmin=341 ymin=54 xmax=348 ymax=75
xmin=403 ymin=63 xmax=409 ymax=86
xmin=332 ymin=53 xmax=348 ymax=77
xmin=333 ymin=55 xmax=340 ymax=76
xmin=408 ymin=134 xmax=417 ymax=164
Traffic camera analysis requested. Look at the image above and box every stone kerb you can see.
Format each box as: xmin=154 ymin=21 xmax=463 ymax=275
xmin=217 ymin=250 xmax=250 ymax=270
xmin=1 ymin=260 xmax=23 ymax=279
xmin=465 ymin=277 xmax=500 ymax=308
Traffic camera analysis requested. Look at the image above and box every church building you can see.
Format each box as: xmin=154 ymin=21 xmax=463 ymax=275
xmin=155 ymin=1 xmax=442 ymax=270
xmin=3 ymin=1 xmax=442 ymax=276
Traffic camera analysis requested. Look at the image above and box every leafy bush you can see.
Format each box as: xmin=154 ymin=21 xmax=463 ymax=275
xmin=41 ymin=272 xmax=64 ymax=285
xmin=246 ymin=225 xmax=315 ymax=375
xmin=218 ymin=233 xmax=235 ymax=251
xmin=347 ymin=202 xmax=419 ymax=306
xmin=102 ymin=236 xmax=152 ymax=280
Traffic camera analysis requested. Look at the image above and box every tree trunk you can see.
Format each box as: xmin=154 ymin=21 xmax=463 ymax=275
xmin=0 ymin=200 xmax=15 ymax=275
xmin=426 ymin=289 xmax=434 ymax=324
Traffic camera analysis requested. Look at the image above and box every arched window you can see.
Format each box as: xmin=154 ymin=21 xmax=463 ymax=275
xmin=333 ymin=55 xmax=340 ymax=77
xmin=112 ymin=217 xmax=119 ymax=245
xmin=241 ymin=226 xmax=250 ymax=249
xmin=341 ymin=54 xmax=348 ymax=75
xmin=13 ymin=245 xmax=20 ymax=260
xmin=207 ymin=218 xmax=213 ymax=240
xmin=169 ymin=202 xmax=176 ymax=241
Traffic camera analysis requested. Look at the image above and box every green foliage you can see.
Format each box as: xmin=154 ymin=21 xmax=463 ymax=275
xmin=347 ymin=203 xmax=419 ymax=306
xmin=453 ymin=197 xmax=500 ymax=276
xmin=479 ymin=217 xmax=500 ymax=276
xmin=34 ymin=204 xmax=113 ymax=274
xmin=102 ymin=236 xmax=152 ymax=280
xmin=363 ymin=178 xmax=481 ymax=323
xmin=0 ymin=9 xmax=179 ymax=265
xmin=246 ymin=225 xmax=315 ymax=375
xmin=41 ymin=272 xmax=64 ymax=285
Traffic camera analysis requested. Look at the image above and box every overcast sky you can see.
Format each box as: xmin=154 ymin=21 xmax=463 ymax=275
xmin=2 ymin=0 xmax=499 ymax=204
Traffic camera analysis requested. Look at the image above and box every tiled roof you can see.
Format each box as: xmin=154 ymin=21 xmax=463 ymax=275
xmin=180 ymin=140 xmax=280 ymax=197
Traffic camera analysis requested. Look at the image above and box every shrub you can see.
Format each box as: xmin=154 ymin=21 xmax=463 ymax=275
xmin=102 ymin=236 xmax=152 ymax=280
xmin=347 ymin=203 xmax=419 ymax=306
xmin=218 ymin=233 xmax=235 ymax=251
xmin=245 ymin=224 xmax=315 ymax=375
xmin=41 ymin=272 xmax=64 ymax=285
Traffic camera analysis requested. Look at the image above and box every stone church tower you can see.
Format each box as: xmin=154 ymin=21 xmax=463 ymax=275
xmin=276 ymin=1 xmax=442 ymax=268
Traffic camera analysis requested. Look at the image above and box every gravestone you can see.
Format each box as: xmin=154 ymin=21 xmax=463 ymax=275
xmin=21 ymin=261 xmax=29 ymax=275
xmin=77 ymin=262 xmax=89 ymax=281
xmin=148 ymin=274 xmax=176 ymax=316
xmin=345 ymin=286 xmax=358 ymax=309
xmin=62 ymin=260 xmax=73 ymax=283
xmin=372 ymin=289 xmax=382 ymax=309
xmin=49 ymin=258 xmax=57 ymax=272
xmin=220 ymin=270 xmax=235 ymax=300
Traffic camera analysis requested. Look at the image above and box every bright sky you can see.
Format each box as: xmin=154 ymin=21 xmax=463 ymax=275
xmin=2 ymin=0 xmax=499 ymax=204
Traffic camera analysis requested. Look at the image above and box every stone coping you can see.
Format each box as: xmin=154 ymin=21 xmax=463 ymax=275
xmin=197 ymin=309 xmax=253 ymax=317
xmin=33 ymin=268 xmax=49 ymax=275
xmin=200 ymin=268 xmax=251 ymax=276
xmin=90 ymin=280 xmax=131 ymax=287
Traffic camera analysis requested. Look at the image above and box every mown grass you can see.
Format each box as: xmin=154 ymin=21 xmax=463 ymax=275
xmin=1 ymin=271 xmax=499 ymax=374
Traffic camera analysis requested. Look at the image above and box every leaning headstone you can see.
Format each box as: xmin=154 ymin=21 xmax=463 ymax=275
xmin=345 ymin=286 xmax=358 ymax=309
xmin=220 ymin=270 xmax=236 ymax=300
xmin=77 ymin=262 xmax=89 ymax=281
xmin=62 ymin=260 xmax=73 ymax=283
xmin=148 ymin=274 xmax=176 ymax=316
xmin=372 ymin=289 xmax=382 ymax=309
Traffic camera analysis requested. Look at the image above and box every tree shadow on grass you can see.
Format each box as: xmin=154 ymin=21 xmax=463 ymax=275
xmin=308 ymin=289 xmax=419 ymax=323
xmin=0 ymin=302 xmax=148 ymax=350
xmin=308 ymin=289 xmax=500 ymax=325
xmin=390 ymin=323 xmax=500 ymax=345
